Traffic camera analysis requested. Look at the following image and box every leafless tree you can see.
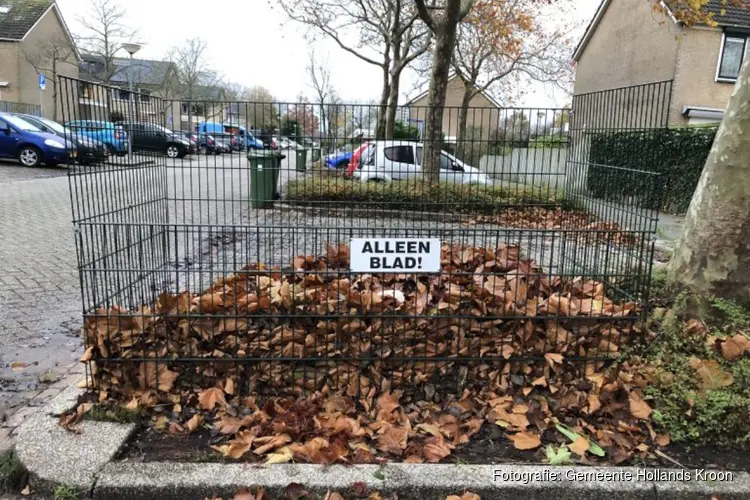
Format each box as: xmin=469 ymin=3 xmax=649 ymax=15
xmin=306 ymin=50 xmax=335 ymax=136
xmin=76 ymin=0 xmax=136 ymax=84
xmin=23 ymin=36 xmax=77 ymax=120
xmin=278 ymin=0 xmax=431 ymax=138
xmin=168 ymin=38 xmax=220 ymax=100
xmin=415 ymin=0 xmax=477 ymax=182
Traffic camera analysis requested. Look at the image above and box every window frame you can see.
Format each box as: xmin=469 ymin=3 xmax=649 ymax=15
xmin=716 ymin=32 xmax=749 ymax=83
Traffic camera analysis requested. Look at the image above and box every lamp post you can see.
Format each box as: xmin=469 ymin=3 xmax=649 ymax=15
xmin=121 ymin=42 xmax=141 ymax=157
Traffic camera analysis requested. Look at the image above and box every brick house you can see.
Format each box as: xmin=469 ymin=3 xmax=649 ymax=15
xmin=0 ymin=0 xmax=79 ymax=119
xmin=404 ymin=75 xmax=502 ymax=141
xmin=573 ymin=0 xmax=750 ymax=125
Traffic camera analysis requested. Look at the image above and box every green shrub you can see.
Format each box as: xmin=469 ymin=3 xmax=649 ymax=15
xmin=644 ymin=294 xmax=750 ymax=446
xmin=587 ymin=127 xmax=716 ymax=214
xmin=285 ymin=177 xmax=568 ymax=214
xmin=0 ymin=452 xmax=25 ymax=492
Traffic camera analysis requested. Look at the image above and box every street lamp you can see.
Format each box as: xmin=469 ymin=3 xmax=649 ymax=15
xmin=121 ymin=43 xmax=141 ymax=157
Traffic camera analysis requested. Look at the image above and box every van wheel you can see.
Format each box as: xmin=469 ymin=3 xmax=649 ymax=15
xmin=19 ymin=146 xmax=42 ymax=167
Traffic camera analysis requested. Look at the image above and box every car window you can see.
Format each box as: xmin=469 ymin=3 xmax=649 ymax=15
xmin=3 ymin=114 xmax=41 ymax=131
xmin=38 ymin=117 xmax=65 ymax=135
xmin=439 ymin=153 xmax=452 ymax=171
xmin=0 ymin=118 xmax=7 ymax=130
xmin=384 ymin=145 xmax=415 ymax=164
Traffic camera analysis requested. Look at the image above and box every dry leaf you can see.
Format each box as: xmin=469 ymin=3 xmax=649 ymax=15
xmin=721 ymin=334 xmax=750 ymax=360
xmin=446 ymin=493 xmax=481 ymax=500
xmin=544 ymin=352 xmax=563 ymax=368
xmin=21 ymin=485 xmax=31 ymax=496
xmin=186 ymin=414 xmax=204 ymax=433
xmin=198 ymin=387 xmax=227 ymax=410
xmin=689 ymin=358 xmax=734 ymax=390
xmin=570 ymin=436 xmax=589 ymax=456
xmin=509 ymin=431 xmax=541 ymax=450
xmin=629 ymin=392 xmax=652 ymax=420
xmin=265 ymin=446 xmax=294 ymax=464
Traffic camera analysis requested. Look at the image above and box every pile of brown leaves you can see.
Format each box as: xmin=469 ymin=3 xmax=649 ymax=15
xmin=465 ymin=207 xmax=641 ymax=247
xmin=68 ymin=243 xmax=668 ymax=466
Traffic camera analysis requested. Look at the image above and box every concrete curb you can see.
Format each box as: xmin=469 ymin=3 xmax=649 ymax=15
xmin=15 ymin=384 xmax=750 ymax=500
xmin=14 ymin=384 xmax=135 ymax=497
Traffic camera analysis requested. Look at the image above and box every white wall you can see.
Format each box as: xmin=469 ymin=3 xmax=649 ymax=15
xmin=479 ymin=148 xmax=568 ymax=191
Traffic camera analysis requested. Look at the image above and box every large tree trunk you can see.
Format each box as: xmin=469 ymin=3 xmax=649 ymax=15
xmin=386 ymin=70 xmax=401 ymax=139
xmin=455 ymin=81 xmax=474 ymax=160
xmin=376 ymin=67 xmax=390 ymax=140
xmin=666 ymin=60 xmax=750 ymax=303
xmin=422 ymin=24 xmax=457 ymax=183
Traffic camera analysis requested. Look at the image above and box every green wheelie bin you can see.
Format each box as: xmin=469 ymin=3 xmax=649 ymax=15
xmin=295 ymin=149 xmax=308 ymax=172
xmin=247 ymin=150 xmax=282 ymax=208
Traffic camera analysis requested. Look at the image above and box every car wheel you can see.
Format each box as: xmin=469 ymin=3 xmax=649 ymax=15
xmin=199 ymin=146 xmax=207 ymax=155
xmin=18 ymin=146 xmax=42 ymax=167
xmin=166 ymin=145 xmax=180 ymax=158
xmin=367 ymin=178 xmax=386 ymax=183
xmin=102 ymin=144 xmax=112 ymax=157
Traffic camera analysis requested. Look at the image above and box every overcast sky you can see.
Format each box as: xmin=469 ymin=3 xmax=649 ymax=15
xmin=56 ymin=0 xmax=601 ymax=107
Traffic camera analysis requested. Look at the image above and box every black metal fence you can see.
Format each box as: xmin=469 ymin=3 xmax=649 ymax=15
xmin=60 ymin=76 xmax=663 ymax=398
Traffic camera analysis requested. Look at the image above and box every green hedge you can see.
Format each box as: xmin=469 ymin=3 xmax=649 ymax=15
xmin=587 ymin=127 xmax=717 ymax=213
xmin=286 ymin=177 xmax=573 ymax=214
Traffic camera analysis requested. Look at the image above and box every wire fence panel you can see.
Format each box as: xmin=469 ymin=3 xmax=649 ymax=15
xmin=61 ymin=76 xmax=663 ymax=397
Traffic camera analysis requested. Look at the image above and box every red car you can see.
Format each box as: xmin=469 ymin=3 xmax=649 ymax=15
xmin=346 ymin=143 xmax=370 ymax=177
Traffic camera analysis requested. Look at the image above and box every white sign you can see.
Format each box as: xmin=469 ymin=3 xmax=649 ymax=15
xmin=350 ymin=238 xmax=441 ymax=273
xmin=38 ymin=74 xmax=46 ymax=90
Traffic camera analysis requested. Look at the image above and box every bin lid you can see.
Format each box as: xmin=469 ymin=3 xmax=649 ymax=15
xmin=247 ymin=150 xmax=286 ymax=160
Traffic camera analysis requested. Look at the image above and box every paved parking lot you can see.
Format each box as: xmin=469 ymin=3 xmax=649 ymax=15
xmin=0 ymin=152 xmax=304 ymax=418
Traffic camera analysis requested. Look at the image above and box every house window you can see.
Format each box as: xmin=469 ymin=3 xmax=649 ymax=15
xmin=118 ymin=88 xmax=130 ymax=101
xmin=139 ymin=89 xmax=151 ymax=103
xmin=717 ymin=34 xmax=748 ymax=82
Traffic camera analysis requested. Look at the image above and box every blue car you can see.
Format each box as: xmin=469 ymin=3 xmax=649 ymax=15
xmin=0 ymin=112 xmax=75 ymax=167
xmin=65 ymin=120 xmax=129 ymax=157
xmin=239 ymin=127 xmax=264 ymax=150
xmin=325 ymin=144 xmax=355 ymax=169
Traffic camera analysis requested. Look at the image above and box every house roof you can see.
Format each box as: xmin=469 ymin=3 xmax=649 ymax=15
xmin=404 ymin=74 xmax=503 ymax=108
xmin=80 ymin=54 xmax=175 ymax=86
xmin=573 ymin=0 xmax=750 ymax=61
xmin=0 ymin=0 xmax=52 ymax=40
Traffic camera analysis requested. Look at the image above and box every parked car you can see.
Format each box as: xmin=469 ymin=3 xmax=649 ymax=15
xmin=255 ymin=131 xmax=278 ymax=150
xmin=123 ymin=121 xmax=192 ymax=159
xmin=239 ymin=127 xmax=264 ymax=150
xmin=356 ymin=141 xmax=492 ymax=185
xmin=13 ymin=114 xmax=108 ymax=165
xmin=65 ymin=120 xmax=129 ymax=157
xmin=345 ymin=142 xmax=371 ymax=177
xmin=193 ymin=133 xmax=225 ymax=155
xmin=279 ymin=137 xmax=302 ymax=150
xmin=173 ymin=130 xmax=198 ymax=154
xmin=196 ymin=122 xmax=241 ymax=150
xmin=0 ymin=112 xmax=76 ymax=167
xmin=215 ymin=138 xmax=231 ymax=154
xmin=325 ymin=144 xmax=355 ymax=169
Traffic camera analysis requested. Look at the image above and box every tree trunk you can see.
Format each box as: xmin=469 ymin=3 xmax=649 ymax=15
xmin=422 ymin=24 xmax=457 ymax=183
xmin=376 ymin=67 xmax=390 ymax=140
xmin=455 ymin=82 xmax=473 ymax=159
xmin=386 ymin=70 xmax=401 ymax=139
xmin=666 ymin=60 xmax=750 ymax=304
xmin=52 ymin=56 xmax=58 ymax=122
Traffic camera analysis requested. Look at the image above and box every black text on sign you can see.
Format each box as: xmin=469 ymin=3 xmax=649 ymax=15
xmin=350 ymin=238 xmax=441 ymax=273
